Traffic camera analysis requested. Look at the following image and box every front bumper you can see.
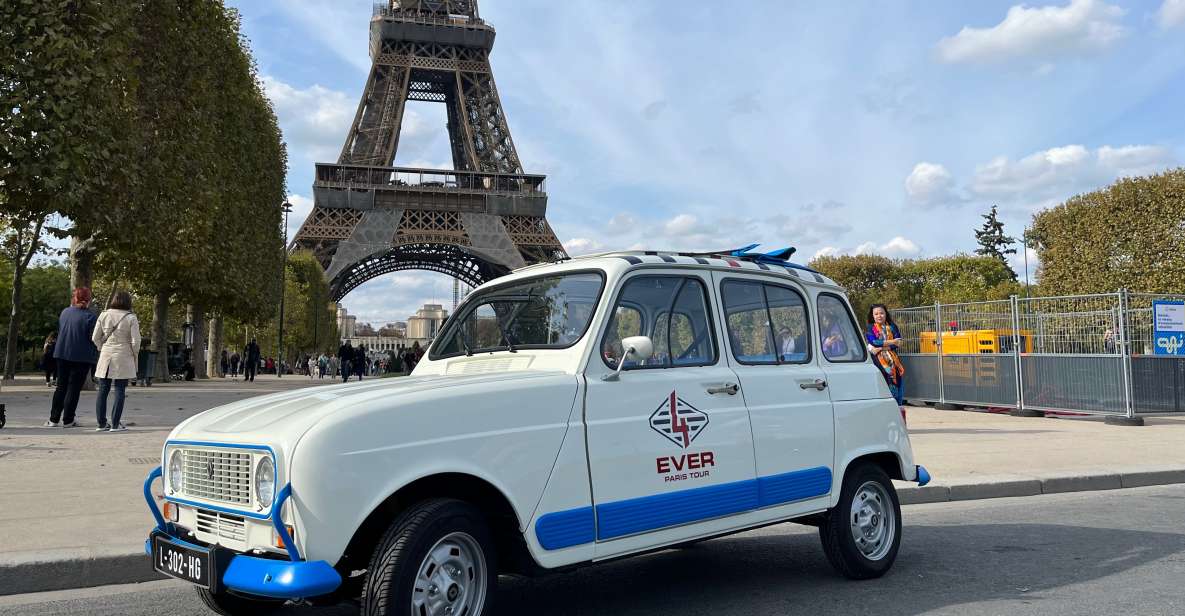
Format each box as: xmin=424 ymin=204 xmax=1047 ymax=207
xmin=143 ymin=466 xmax=341 ymax=599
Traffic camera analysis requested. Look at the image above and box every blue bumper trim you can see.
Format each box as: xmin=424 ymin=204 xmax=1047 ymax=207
xmin=915 ymin=465 xmax=931 ymax=487
xmin=222 ymin=554 xmax=342 ymax=599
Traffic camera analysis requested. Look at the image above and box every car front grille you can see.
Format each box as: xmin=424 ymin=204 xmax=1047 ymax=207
xmin=181 ymin=448 xmax=252 ymax=506
xmin=195 ymin=508 xmax=247 ymax=542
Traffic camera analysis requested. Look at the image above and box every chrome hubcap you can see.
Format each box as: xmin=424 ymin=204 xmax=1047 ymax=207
xmin=849 ymin=481 xmax=895 ymax=561
xmin=413 ymin=532 xmax=486 ymax=616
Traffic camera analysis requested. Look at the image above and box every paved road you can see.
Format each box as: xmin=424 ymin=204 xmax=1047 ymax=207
xmin=3 ymin=485 xmax=1182 ymax=616
xmin=0 ymin=375 xmax=339 ymax=430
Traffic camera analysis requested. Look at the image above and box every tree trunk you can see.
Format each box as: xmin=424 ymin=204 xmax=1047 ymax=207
xmin=152 ymin=290 xmax=170 ymax=382
xmin=207 ymin=316 xmax=223 ymax=377
xmin=69 ymin=235 xmax=95 ymax=294
xmin=191 ymin=304 xmax=207 ymax=379
xmin=3 ymin=270 xmax=25 ymax=381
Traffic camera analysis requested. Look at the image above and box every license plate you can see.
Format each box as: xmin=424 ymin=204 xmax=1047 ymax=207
xmin=153 ymin=535 xmax=211 ymax=588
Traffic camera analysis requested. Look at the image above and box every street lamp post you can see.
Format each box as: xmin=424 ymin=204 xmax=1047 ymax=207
xmin=277 ymin=201 xmax=292 ymax=377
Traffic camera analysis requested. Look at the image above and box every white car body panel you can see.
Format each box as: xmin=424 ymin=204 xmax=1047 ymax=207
xmin=160 ymin=253 xmax=919 ymax=574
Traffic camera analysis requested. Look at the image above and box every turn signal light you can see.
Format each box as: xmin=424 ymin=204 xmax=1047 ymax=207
xmin=163 ymin=502 xmax=179 ymax=523
xmin=274 ymin=525 xmax=296 ymax=550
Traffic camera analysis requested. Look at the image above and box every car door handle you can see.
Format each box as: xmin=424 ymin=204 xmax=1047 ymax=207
xmin=707 ymin=382 xmax=739 ymax=395
xmin=799 ymin=379 xmax=828 ymax=391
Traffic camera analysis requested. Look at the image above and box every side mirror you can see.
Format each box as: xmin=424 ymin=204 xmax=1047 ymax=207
xmin=603 ymin=335 xmax=654 ymax=381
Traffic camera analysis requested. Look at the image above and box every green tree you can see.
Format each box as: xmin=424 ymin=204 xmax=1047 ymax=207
xmin=0 ymin=260 xmax=71 ymax=373
xmin=974 ymin=205 xmax=1017 ymax=279
xmin=0 ymin=214 xmax=48 ymax=378
xmin=808 ymin=253 xmax=1020 ymax=313
xmin=808 ymin=254 xmax=898 ymax=319
xmin=1029 ymin=168 xmax=1185 ymax=294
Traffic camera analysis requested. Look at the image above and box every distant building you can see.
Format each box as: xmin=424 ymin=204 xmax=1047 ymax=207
xmin=407 ymin=304 xmax=448 ymax=340
xmin=338 ymin=304 xmax=448 ymax=359
xmin=336 ymin=306 xmax=356 ymax=339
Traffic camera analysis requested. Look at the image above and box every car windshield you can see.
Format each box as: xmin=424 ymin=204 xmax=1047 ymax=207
xmin=432 ymin=272 xmax=604 ymax=358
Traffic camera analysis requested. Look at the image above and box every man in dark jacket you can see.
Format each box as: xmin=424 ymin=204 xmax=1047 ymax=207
xmin=243 ymin=338 xmax=261 ymax=382
xmin=46 ymin=288 xmax=98 ymax=427
xmin=338 ymin=341 xmax=353 ymax=383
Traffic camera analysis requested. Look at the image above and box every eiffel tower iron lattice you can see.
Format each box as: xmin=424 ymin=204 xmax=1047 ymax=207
xmin=292 ymin=0 xmax=567 ymax=302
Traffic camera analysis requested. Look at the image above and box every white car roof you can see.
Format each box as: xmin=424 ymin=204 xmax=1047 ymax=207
xmin=498 ymin=250 xmax=840 ymax=290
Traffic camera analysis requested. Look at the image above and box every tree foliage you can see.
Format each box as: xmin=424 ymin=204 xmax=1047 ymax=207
xmin=1029 ymin=168 xmax=1185 ymax=294
xmin=974 ymin=204 xmax=1017 ymax=280
xmin=809 ymin=253 xmax=1021 ymax=316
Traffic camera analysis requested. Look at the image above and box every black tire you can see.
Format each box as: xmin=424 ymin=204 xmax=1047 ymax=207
xmin=362 ymin=498 xmax=497 ymax=616
xmin=195 ymin=587 xmax=283 ymax=616
xmin=818 ymin=462 xmax=902 ymax=580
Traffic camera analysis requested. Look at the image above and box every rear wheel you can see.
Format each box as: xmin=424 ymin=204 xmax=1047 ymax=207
xmin=362 ymin=498 xmax=496 ymax=616
xmin=195 ymin=588 xmax=283 ymax=615
xmin=818 ymin=462 xmax=902 ymax=579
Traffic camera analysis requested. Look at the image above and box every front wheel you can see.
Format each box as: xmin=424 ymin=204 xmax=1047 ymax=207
xmin=195 ymin=588 xmax=283 ymax=615
xmin=362 ymin=498 xmax=497 ymax=616
xmin=818 ymin=462 xmax=902 ymax=579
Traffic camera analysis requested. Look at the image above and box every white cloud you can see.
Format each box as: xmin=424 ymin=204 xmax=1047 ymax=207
xmin=936 ymin=0 xmax=1127 ymax=65
xmin=262 ymin=76 xmax=355 ymax=164
xmin=813 ymin=246 xmax=841 ymax=260
xmin=563 ymin=237 xmax=604 ymax=255
xmin=663 ymin=213 xmax=711 ymax=236
xmin=1160 ymin=0 xmax=1185 ymax=28
xmin=969 ymin=144 xmax=1174 ymax=200
xmin=905 ymin=162 xmax=960 ymax=207
xmin=854 ymin=236 xmax=922 ymax=258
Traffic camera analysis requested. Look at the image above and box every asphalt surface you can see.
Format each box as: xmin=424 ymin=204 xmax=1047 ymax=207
xmin=0 ymin=376 xmax=340 ymax=429
xmin=2 ymin=484 xmax=1182 ymax=616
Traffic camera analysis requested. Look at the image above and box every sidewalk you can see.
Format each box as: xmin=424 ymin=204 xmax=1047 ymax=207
xmin=1 ymin=391 xmax=1183 ymax=595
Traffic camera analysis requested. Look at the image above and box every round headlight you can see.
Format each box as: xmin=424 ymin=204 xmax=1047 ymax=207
xmin=255 ymin=457 xmax=275 ymax=509
xmin=168 ymin=450 xmax=183 ymax=493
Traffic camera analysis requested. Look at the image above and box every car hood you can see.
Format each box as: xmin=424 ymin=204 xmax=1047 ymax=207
xmin=168 ymin=372 xmax=564 ymax=454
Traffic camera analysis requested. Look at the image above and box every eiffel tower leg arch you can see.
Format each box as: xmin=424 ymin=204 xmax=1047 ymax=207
xmin=329 ymin=242 xmax=509 ymax=303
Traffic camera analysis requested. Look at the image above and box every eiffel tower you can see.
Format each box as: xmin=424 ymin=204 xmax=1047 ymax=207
xmin=292 ymin=0 xmax=567 ymax=302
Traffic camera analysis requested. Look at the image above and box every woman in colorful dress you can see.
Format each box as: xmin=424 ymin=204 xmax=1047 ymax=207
xmin=866 ymin=304 xmax=905 ymax=409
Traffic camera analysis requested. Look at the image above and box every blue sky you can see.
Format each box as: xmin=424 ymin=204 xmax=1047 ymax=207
xmin=228 ymin=0 xmax=1185 ymax=326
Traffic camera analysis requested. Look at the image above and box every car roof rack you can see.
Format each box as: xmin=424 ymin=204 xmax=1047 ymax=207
xmin=575 ymin=244 xmax=821 ymax=274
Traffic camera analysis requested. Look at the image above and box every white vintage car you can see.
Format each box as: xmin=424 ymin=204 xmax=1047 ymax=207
xmin=144 ymin=248 xmax=930 ymax=616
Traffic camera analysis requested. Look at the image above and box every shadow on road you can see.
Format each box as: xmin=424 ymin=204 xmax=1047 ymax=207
xmin=491 ymin=523 xmax=1185 ymax=616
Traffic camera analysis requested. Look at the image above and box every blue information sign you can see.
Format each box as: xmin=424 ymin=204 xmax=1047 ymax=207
xmin=1152 ymin=300 xmax=1185 ymax=356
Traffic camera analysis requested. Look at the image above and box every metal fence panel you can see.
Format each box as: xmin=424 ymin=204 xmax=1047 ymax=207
xmin=900 ymin=355 xmax=940 ymax=400
xmin=894 ymin=306 xmax=940 ymax=402
xmin=1019 ymin=355 xmax=1127 ymax=414
xmin=941 ymin=354 xmax=1018 ymax=407
xmin=1126 ymin=293 xmax=1185 ymax=414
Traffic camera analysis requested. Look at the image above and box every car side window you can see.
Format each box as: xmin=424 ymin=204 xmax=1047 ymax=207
xmin=601 ymin=276 xmax=716 ymax=370
xmin=817 ymin=294 xmax=865 ymax=362
xmin=721 ymin=280 xmax=811 ymax=364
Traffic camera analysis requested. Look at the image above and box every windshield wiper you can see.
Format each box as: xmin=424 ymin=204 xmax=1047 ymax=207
xmin=495 ymin=319 xmax=517 ymax=353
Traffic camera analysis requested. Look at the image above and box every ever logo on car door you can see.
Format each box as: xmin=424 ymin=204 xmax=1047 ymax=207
xmin=583 ymin=271 xmax=757 ymax=557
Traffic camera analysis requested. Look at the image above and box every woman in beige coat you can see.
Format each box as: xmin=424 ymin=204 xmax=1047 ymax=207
xmin=92 ymin=291 xmax=141 ymax=432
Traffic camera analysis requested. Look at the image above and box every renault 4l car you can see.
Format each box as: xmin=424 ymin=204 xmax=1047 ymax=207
xmin=143 ymin=247 xmax=930 ymax=616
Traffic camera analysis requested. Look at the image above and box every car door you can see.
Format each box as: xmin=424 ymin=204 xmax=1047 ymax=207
xmin=714 ymin=274 xmax=835 ymax=516
xmin=584 ymin=271 xmax=757 ymax=557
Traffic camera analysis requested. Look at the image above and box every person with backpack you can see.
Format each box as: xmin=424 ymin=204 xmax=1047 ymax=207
xmin=92 ymin=291 xmax=142 ymax=432
xmin=45 ymin=288 xmax=98 ymax=428
xmin=41 ymin=332 xmax=58 ymax=387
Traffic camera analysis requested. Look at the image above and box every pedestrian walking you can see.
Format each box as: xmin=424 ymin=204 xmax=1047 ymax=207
xmin=243 ymin=339 xmax=260 ymax=382
xmin=92 ymin=291 xmax=141 ymax=432
xmin=41 ymin=332 xmax=58 ymax=387
xmin=354 ymin=345 xmax=367 ymax=381
xmin=45 ymin=288 xmax=98 ymax=428
xmin=307 ymin=355 xmax=316 ymax=379
xmin=318 ymin=354 xmax=327 ymax=378
xmin=230 ymin=351 xmax=240 ymax=379
xmin=866 ymin=304 xmax=905 ymax=408
xmin=220 ymin=349 xmax=229 ymax=378
xmin=338 ymin=341 xmax=353 ymax=382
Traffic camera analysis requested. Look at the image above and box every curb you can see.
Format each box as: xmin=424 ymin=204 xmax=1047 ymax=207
xmin=896 ymin=468 xmax=1185 ymax=505
xmin=2 ymin=470 xmax=1184 ymax=597
xmin=0 ymin=547 xmax=164 ymax=597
